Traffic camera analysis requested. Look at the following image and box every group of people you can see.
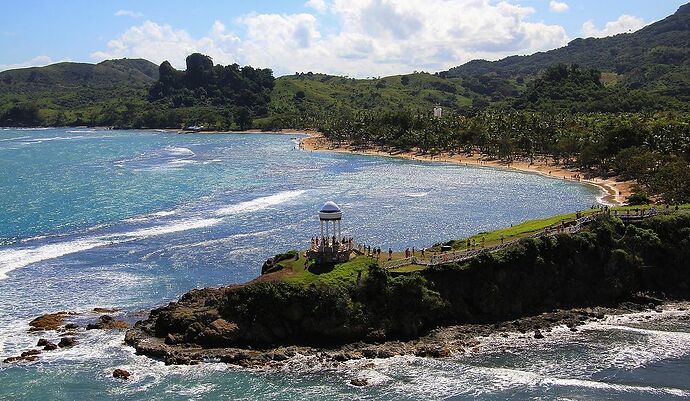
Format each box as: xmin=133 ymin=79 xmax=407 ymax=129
xmin=403 ymin=247 xmax=426 ymax=258
xmin=358 ymin=243 xmax=381 ymax=258
xmin=465 ymin=237 xmax=486 ymax=249
xmin=310 ymin=236 xmax=354 ymax=251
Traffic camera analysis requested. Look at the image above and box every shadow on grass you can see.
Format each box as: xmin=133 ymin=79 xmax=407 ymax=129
xmin=307 ymin=263 xmax=336 ymax=275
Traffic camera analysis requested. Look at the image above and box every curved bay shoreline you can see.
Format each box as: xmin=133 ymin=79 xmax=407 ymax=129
xmin=298 ymin=132 xmax=633 ymax=206
xmin=172 ymin=128 xmax=632 ymax=205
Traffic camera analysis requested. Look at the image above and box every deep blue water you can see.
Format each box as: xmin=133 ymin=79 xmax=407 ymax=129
xmin=0 ymin=128 xmax=688 ymax=400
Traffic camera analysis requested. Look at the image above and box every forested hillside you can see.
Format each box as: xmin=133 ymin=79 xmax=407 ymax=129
xmin=0 ymin=4 xmax=689 ymax=129
xmin=444 ymin=4 xmax=690 ymax=106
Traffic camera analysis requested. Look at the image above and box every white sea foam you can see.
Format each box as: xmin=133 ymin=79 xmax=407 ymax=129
xmin=123 ymin=209 xmax=179 ymax=223
xmin=172 ymin=228 xmax=282 ymax=250
xmin=123 ymin=218 xmax=223 ymax=238
xmin=168 ymin=159 xmax=196 ymax=166
xmin=0 ymin=136 xmax=30 ymax=142
xmin=0 ymin=238 xmax=109 ymax=279
xmin=215 ymin=190 xmax=305 ymax=216
xmin=476 ymin=366 xmax=690 ymax=397
xmin=165 ymin=146 xmax=195 ymax=156
xmin=0 ymin=191 xmax=306 ymax=280
xmin=151 ymin=210 xmax=178 ymax=218
xmin=405 ymin=192 xmax=429 ymax=198
xmin=24 ymin=135 xmax=86 ymax=142
xmin=19 ymin=134 xmax=114 ymax=145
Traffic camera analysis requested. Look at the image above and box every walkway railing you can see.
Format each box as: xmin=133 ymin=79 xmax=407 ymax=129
xmin=382 ymin=210 xmax=657 ymax=269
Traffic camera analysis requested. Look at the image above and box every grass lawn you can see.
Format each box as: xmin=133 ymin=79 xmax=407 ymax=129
xmin=439 ymin=209 xmax=601 ymax=251
xmin=388 ymin=264 xmax=428 ymax=274
xmin=282 ymin=255 xmax=378 ymax=288
xmin=276 ymin=205 xmax=690 ymax=281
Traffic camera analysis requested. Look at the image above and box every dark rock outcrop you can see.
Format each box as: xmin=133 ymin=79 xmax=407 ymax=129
xmin=3 ymin=349 xmax=42 ymax=364
xmin=58 ymin=337 xmax=77 ymax=348
xmin=29 ymin=312 xmax=70 ymax=331
xmin=37 ymin=338 xmax=58 ymax=351
xmin=350 ymin=378 xmax=368 ymax=386
xmin=112 ymin=369 xmax=131 ymax=380
xmin=87 ymin=315 xmax=130 ymax=330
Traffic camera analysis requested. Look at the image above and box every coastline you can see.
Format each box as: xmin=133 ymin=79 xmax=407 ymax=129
xmin=6 ymin=126 xmax=632 ymax=205
xmin=122 ymin=288 xmax=678 ymax=369
xmin=300 ymin=133 xmax=633 ymax=206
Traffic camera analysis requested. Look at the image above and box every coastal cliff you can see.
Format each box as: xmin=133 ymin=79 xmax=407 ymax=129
xmin=125 ymin=214 xmax=690 ymax=366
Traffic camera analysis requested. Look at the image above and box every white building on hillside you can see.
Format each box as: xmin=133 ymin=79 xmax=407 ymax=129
xmin=433 ymin=105 xmax=443 ymax=118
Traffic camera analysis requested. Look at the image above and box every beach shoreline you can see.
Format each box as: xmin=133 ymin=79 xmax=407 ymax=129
xmin=299 ymin=133 xmax=633 ymax=206
xmin=140 ymin=127 xmax=632 ymax=205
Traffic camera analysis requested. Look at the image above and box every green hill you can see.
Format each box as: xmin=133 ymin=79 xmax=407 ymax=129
xmin=444 ymin=4 xmax=690 ymax=102
xmin=0 ymin=58 xmax=158 ymax=126
xmin=0 ymin=58 xmax=158 ymax=88
xmin=259 ymin=72 xmax=476 ymax=128
xmin=1 ymin=3 xmax=690 ymax=126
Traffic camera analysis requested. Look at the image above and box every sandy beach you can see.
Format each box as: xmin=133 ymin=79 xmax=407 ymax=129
xmin=173 ymin=128 xmax=633 ymax=205
xmin=300 ymin=133 xmax=634 ymax=206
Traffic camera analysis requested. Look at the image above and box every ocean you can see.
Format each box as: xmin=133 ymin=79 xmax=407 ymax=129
xmin=0 ymin=127 xmax=688 ymax=400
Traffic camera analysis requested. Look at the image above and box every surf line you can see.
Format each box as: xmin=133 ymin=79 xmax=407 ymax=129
xmin=0 ymin=190 xmax=306 ymax=280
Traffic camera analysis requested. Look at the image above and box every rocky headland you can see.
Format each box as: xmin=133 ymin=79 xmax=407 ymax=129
xmin=123 ymin=214 xmax=690 ymax=369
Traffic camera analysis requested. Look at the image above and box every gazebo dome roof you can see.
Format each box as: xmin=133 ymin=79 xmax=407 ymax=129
xmin=320 ymin=201 xmax=341 ymax=213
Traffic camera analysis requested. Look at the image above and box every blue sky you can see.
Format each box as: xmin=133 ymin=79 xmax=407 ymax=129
xmin=0 ymin=0 xmax=687 ymax=76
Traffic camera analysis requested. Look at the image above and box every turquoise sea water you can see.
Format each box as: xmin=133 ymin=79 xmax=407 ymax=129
xmin=0 ymin=128 xmax=688 ymax=400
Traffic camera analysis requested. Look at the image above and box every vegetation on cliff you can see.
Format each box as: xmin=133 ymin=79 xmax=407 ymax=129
xmin=132 ymin=213 xmax=690 ymax=350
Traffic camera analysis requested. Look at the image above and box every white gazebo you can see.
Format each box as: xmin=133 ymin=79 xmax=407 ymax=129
xmin=319 ymin=201 xmax=343 ymax=241
xmin=308 ymin=201 xmax=352 ymax=264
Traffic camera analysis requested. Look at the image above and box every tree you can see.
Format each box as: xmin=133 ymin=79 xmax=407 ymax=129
xmin=185 ymin=53 xmax=214 ymax=86
xmin=234 ymin=107 xmax=252 ymax=130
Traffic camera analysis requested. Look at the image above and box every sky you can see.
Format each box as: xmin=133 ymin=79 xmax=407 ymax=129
xmin=0 ymin=0 xmax=688 ymax=77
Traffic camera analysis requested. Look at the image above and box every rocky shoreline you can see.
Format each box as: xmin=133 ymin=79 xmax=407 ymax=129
xmin=121 ymin=214 xmax=690 ymax=372
xmin=123 ymin=294 xmax=666 ymax=370
xmin=2 ymin=308 xmax=131 ymax=365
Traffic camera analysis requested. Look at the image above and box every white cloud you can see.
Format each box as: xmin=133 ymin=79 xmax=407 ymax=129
xmin=93 ymin=0 xmax=570 ymax=77
xmin=549 ymin=1 xmax=569 ymax=13
xmin=305 ymin=0 xmax=328 ymax=13
xmin=114 ymin=9 xmax=144 ymax=18
xmin=582 ymin=15 xmax=647 ymax=38
xmin=91 ymin=20 xmax=240 ymax=68
xmin=0 ymin=55 xmax=61 ymax=72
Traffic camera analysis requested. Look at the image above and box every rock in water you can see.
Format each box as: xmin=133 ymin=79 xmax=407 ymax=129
xmin=350 ymin=378 xmax=368 ymax=387
xmin=112 ymin=369 xmax=131 ymax=380
xmin=94 ymin=307 xmax=120 ymax=314
xmin=3 ymin=350 xmax=41 ymax=364
xmin=87 ymin=315 xmax=130 ymax=330
xmin=29 ymin=312 xmax=69 ymax=331
xmin=534 ymin=330 xmax=544 ymax=339
xmin=43 ymin=342 xmax=58 ymax=351
xmin=21 ymin=349 xmax=41 ymax=357
xmin=58 ymin=337 xmax=77 ymax=348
